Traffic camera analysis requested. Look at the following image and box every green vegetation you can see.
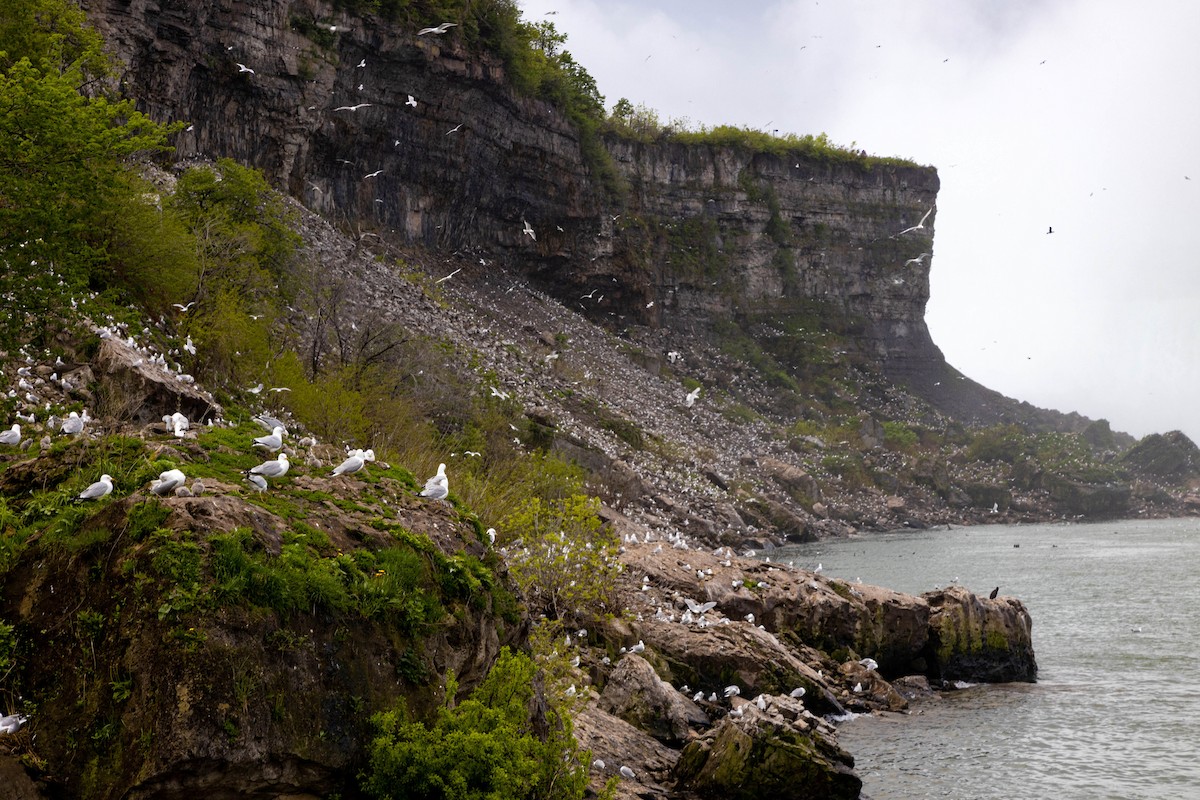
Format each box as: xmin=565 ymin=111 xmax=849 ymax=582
xmin=364 ymin=647 xmax=606 ymax=800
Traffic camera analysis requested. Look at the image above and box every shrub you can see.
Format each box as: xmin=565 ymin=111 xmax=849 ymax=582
xmin=363 ymin=647 xmax=595 ymax=800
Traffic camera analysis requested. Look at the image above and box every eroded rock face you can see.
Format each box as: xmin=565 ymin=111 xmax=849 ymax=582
xmin=598 ymin=654 xmax=708 ymax=745
xmin=925 ymin=586 xmax=1037 ymax=683
xmin=674 ymin=712 xmax=861 ymax=800
xmin=95 ymin=337 xmax=222 ymax=424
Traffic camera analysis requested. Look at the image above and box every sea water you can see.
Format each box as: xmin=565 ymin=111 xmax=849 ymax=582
xmin=776 ymin=518 xmax=1200 ymax=800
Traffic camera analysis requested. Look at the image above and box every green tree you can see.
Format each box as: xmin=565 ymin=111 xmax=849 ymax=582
xmin=0 ymin=0 xmax=181 ymax=338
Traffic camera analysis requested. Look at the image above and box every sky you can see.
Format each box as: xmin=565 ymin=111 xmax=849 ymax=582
xmin=516 ymin=0 xmax=1200 ymax=444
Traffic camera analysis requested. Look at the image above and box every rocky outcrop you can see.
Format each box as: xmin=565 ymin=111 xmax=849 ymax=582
xmin=674 ymin=709 xmax=861 ymax=800
xmin=925 ymin=586 xmax=1036 ymax=683
xmin=598 ymin=655 xmax=708 ymax=746
xmin=1121 ymin=430 xmax=1200 ymax=482
xmin=94 ymin=336 xmax=222 ymax=424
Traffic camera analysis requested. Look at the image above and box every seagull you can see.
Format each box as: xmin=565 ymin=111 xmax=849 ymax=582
xmin=859 ymin=657 xmax=879 ymax=671
xmin=151 ymin=469 xmax=187 ymax=496
xmin=246 ymin=473 xmax=269 ymax=493
xmin=183 ymin=336 xmax=196 ymax=355
xmin=684 ymin=598 xmax=716 ymax=614
xmin=723 ymin=685 xmax=741 ymax=698
xmin=356 ymin=58 xmax=366 ymax=68
xmin=853 ymin=682 xmax=863 ymax=693
xmin=894 ymin=206 xmax=933 ymax=237
xmin=164 ymin=412 xmax=189 ymax=436
xmin=684 ymin=386 xmax=700 ymax=407
xmin=246 ymin=383 xmax=264 ymax=394
xmin=522 ymin=219 xmax=535 ymax=240
xmin=420 ymin=463 xmax=449 ymax=501
xmin=417 ymin=22 xmax=457 ymax=35
xmin=253 ymin=426 xmax=285 ymax=451
xmin=61 ymin=411 xmax=85 ymax=435
xmin=905 ymin=253 xmax=930 ymax=266
xmin=250 ymin=453 xmax=290 ymax=479
xmin=172 ymin=301 xmax=196 ymax=312
xmin=990 ymin=502 xmax=999 ymax=514
xmin=789 ymin=687 xmax=806 ymax=698
xmin=363 ymin=169 xmax=383 ymax=179
xmin=0 ymin=714 xmax=27 ymax=735
xmin=334 ymin=103 xmax=373 ymax=112
xmin=446 ymin=123 xmax=463 ymax=135
xmin=619 ymin=766 xmax=635 ymax=779
xmin=0 ymin=424 xmax=20 ymax=446
xmin=486 ymin=528 xmax=496 ymax=545
xmin=236 ymin=63 xmax=255 ymax=74
xmin=592 ymin=759 xmax=605 ymax=770
xmin=435 ymin=268 xmax=462 ymax=284
xmin=78 ymin=474 xmax=114 ymax=501
xmin=406 ymin=94 xmax=417 ymax=107
xmin=331 ymin=452 xmax=366 ymax=477
xmin=253 ymin=415 xmax=288 ymax=434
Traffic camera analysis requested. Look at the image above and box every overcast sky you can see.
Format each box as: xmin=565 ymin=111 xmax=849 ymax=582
xmin=516 ymin=0 xmax=1200 ymax=444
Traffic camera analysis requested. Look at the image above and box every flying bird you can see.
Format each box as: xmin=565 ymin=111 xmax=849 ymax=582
xmin=417 ymin=22 xmax=458 ymax=35
xmin=893 ymin=206 xmax=933 ymax=237
xmin=236 ymin=63 xmax=255 ymax=74
xmin=172 ymin=301 xmax=196 ymax=312
xmin=334 ymin=103 xmax=373 ymax=112
xmin=356 ymin=58 xmax=366 ymax=68
xmin=78 ymin=474 xmax=114 ymax=501
xmin=406 ymin=94 xmax=417 ymax=107
xmin=522 ymin=219 xmax=535 ymax=240
xmin=249 ymin=453 xmax=290 ymax=479
xmin=363 ymin=169 xmax=383 ymax=179
xmin=905 ymin=253 xmax=930 ymax=266
xmin=446 ymin=123 xmax=463 ymax=135
xmin=684 ymin=386 xmax=701 ymax=407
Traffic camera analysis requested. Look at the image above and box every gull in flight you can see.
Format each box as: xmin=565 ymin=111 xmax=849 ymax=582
xmin=684 ymin=386 xmax=701 ymax=407
xmin=418 ymin=22 xmax=457 ymax=35
xmin=446 ymin=123 xmax=463 ymax=135
xmin=905 ymin=253 xmax=930 ymax=266
xmin=406 ymin=94 xmax=417 ymax=107
xmin=0 ymin=424 xmax=20 ymax=446
xmin=363 ymin=169 xmax=383 ymax=178
xmin=684 ymin=598 xmax=717 ymax=614
xmin=78 ymin=474 xmax=114 ymax=501
xmin=250 ymin=453 xmax=290 ymax=479
xmin=435 ymin=268 xmax=462 ymax=284
xmin=893 ymin=206 xmax=933 ymax=237
xmin=522 ymin=219 xmax=536 ymax=240
xmin=420 ymin=463 xmax=449 ymax=501
xmin=253 ymin=426 xmax=285 ymax=451
xmin=356 ymin=58 xmax=366 ymax=68
xmin=334 ymin=103 xmax=372 ymax=112
xmin=236 ymin=63 xmax=255 ymax=74
xmin=172 ymin=301 xmax=196 ymax=312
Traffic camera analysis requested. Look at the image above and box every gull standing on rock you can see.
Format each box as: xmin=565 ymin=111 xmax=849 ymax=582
xmin=61 ymin=410 xmax=87 ymax=435
xmin=419 ymin=463 xmax=449 ymax=501
xmin=151 ymin=469 xmax=186 ymax=496
xmin=331 ymin=450 xmax=366 ymax=477
xmin=78 ymin=474 xmax=114 ymax=501
xmin=250 ymin=453 xmax=289 ymax=480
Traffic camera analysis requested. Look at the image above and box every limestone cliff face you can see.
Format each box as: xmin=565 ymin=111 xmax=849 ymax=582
xmin=81 ymin=0 xmax=945 ymax=382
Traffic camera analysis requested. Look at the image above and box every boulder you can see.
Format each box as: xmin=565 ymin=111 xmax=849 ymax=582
xmin=924 ymin=586 xmax=1037 ymax=683
xmin=1121 ymin=431 xmax=1200 ymax=482
xmin=94 ymin=337 xmax=222 ymax=425
xmin=674 ymin=714 xmax=861 ymax=800
xmin=598 ymin=654 xmax=708 ymax=745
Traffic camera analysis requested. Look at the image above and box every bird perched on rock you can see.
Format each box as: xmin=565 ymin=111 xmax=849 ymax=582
xmin=989 ymin=586 xmax=1000 ymax=600
xmin=0 ymin=423 xmax=20 ymax=446
xmin=163 ymin=412 xmax=189 ymax=438
xmin=246 ymin=473 xmax=268 ymax=493
xmin=253 ymin=426 xmax=285 ymax=452
xmin=250 ymin=453 xmax=289 ymax=479
xmin=331 ymin=451 xmax=366 ymax=477
xmin=78 ymin=474 xmax=114 ymax=501
xmin=150 ymin=469 xmax=186 ymax=496
xmin=61 ymin=410 xmax=86 ymax=435
xmin=419 ymin=463 xmax=449 ymax=501
xmin=723 ymin=685 xmax=741 ymax=698
xmin=619 ymin=766 xmax=635 ymax=779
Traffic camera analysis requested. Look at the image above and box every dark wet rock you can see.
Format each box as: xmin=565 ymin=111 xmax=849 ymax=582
xmin=674 ymin=714 xmax=861 ymax=800
xmin=924 ymin=586 xmax=1037 ymax=683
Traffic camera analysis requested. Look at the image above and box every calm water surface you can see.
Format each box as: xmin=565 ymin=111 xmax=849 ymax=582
xmin=777 ymin=518 xmax=1200 ymax=800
